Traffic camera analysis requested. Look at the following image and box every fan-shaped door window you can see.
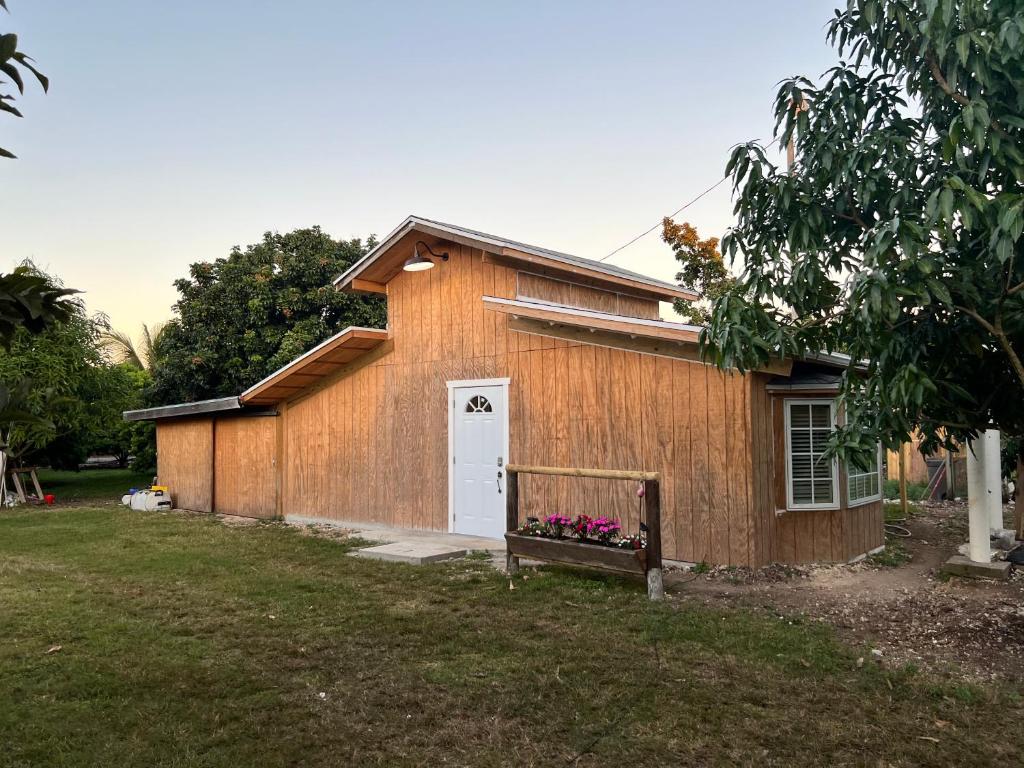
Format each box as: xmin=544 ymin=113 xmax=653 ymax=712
xmin=465 ymin=395 xmax=493 ymax=413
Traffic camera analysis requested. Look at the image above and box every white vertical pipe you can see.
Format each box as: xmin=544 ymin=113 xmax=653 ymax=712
xmin=983 ymin=429 xmax=1003 ymax=530
xmin=966 ymin=438 xmax=991 ymax=562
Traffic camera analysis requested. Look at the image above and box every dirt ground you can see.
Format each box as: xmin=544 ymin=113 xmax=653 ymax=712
xmin=667 ymin=500 xmax=1024 ymax=682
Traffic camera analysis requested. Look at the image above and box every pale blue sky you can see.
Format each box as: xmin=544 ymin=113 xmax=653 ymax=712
xmin=3 ymin=1 xmax=838 ymax=334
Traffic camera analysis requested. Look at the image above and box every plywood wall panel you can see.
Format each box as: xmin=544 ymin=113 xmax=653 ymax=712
xmin=213 ymin=417 xmax=277 ymax=518
xmin=516 ymin=272 xmax=660 ymax=319
xmin=156 ymin=418 xmax=214 ymax=512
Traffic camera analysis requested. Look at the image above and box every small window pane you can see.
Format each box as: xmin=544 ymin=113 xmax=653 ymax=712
xmin=847 ymin=446 xmax=881 ymax=504
xmin=811 ymin=404 xmax=831 ymax=428
xmin=814 ymin=480 xmax=834 ymax=503
xmin=465 ymin=395 xmax=493 ymax=413
xmin=792 ymin=480 xmax=813 ymax=504
xmin=791 ymin=454 xmax=812 ymax=480
xmin=791 ymin=405 xmax=810 ymax=428
xmin=811 ymin=429 xmax=832 ymax=452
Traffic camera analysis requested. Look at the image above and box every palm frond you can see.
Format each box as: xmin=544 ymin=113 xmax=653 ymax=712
xmin=98 ymin=328 xmax=144 ymax=369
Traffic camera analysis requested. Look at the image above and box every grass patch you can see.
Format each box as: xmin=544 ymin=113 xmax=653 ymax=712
xmin=883 ymin=479 xmax=930 ymax=501
xmin=866 ymin=536 xmax=912 ymax=567
xmin=0 ymin=507 xmax=1020 ymax=766
xmin=35 ymin=468 xmax=153 ymax=503
xmin=884 ymin=501 xmax=915 ymax=521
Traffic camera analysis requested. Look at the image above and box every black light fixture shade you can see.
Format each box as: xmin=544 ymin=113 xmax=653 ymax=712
xmin=403 ymin=240 xmax=449 ymax=272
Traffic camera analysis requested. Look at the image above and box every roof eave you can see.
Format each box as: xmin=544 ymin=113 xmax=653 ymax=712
xmin=122 ymin=396 xmax=246 ymax=422
xmin=334 ymin=216 xmax=697 ymax=302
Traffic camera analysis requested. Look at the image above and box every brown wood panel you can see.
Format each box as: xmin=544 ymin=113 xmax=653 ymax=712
xmin=214 ymin=416 xmax=277 ymax=518
xmin=156 ymin=418 xmax=213 ymax=512
xmin=689 ymin=365 xmax=711 ymax=563
xmin=706 ymin=372 xmax=730 ymax=564
xmin=672 ymin=360 xmax=694 ymax=562
xmin=616 ymin=293 xmax=661 ymax=320
xmin=516 ymin=272 xmax=661 ymax=320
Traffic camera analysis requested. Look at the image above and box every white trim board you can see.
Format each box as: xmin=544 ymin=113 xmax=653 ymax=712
xmin=446 ymin=378 xmax=511 ymax=536
xmin=783 ymin=397 xmax=841 ymax=511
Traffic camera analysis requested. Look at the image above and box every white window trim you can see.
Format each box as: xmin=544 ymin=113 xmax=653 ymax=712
xmin=846 ymin=444 xmax=883 ymax=508
xmin=784 ymin=398 xmax=840 ymax=511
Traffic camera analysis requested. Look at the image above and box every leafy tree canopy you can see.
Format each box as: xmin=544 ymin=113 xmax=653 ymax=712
xmin=703 ymin=0 xmax=1024 ymax=459
xmin=0 ymin=266 xmax=77 ymax=346
xmin=0 ymin=265 xmax=142 ymax=469
xmin=663 ymin=218 xmax=737 ymax=325
xmin=0 ymin=0 xmax=49 ymax=159
xmin=149 ymin=227 xmax=385 ymax=404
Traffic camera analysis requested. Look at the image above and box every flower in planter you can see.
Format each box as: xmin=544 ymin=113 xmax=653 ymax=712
xmin=617 ymin=534 xmax=646 ymax=550
xmin=544 ymin=514 xmax=573 ymax=539
xmin=517 ymin=519 xmax=546 ymax=537
xmin=585 ymin=516 xmax=622 ymax=545
xmin=570 ymin=514 xmax=592 ymax=541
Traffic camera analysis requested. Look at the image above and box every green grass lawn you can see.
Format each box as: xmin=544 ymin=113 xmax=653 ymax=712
xmin=1 ymin=508 xmax=1021 ymax=767
xmin=35 ymin=468 xmax=153 ymax=502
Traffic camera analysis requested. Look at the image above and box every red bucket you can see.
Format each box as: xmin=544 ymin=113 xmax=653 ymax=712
xmin=44 ymin=494 xmax=55 ymax=505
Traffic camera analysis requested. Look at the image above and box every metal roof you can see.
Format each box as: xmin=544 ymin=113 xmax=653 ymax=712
xmin=123 ymin=396 xmax=246 ymax=422
xmin=334 ymin=215 xmax=696 ymax=299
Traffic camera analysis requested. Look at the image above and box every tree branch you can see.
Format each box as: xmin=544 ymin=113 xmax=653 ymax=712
xmin=926 ymin=51 xmax=1011 ymax=141
xmin=956 ymin=304 xmax=1024 ymax=388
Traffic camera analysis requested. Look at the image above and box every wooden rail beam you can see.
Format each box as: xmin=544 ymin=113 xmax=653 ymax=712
xmin=505 ymin=464 xmax=660 ymax=482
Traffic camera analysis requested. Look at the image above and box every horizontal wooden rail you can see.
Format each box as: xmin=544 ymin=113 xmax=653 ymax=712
xmin=505 ymin=464 xmax=660 ymax=482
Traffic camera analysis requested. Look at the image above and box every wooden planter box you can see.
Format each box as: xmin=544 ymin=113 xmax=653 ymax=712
xmin=504 ymin=533 xmax=647 ymax=576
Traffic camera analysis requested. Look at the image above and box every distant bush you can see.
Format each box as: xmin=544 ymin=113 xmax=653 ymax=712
xmin=882 ymin=479 xmax=929 ymax=501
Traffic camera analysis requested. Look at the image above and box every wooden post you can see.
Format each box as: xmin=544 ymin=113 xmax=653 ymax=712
xmin=643 ymin=478 xmax=664 ymax=601
xmin=898 ymin=442 xmax=909 ymax=516
xmin=505 ymin=468 xmax=520 ymax=576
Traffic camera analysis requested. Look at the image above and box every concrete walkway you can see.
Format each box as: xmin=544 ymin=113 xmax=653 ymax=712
xmin=286 ymin=515 xmax=506 ymax=565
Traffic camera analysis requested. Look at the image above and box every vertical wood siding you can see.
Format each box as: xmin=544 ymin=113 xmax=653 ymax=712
xmin=516 ymin=272 xmax=661 ymax=319
xmin=155 ymin=245 xmax=883 ymax=564
xmin=155 ymin=418 xmax=213 ymax=512
xmin=213 ymin=417 xmax=277 ymax=518
xmin=281 ymin=244 xmax=769 ymax=565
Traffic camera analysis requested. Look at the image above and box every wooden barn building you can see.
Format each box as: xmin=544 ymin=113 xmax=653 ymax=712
xmin=126 ymin=216 xmax=884 ymax=566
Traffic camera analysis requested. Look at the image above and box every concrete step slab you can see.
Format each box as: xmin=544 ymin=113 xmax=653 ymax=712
xmin=351 ymin=541 xmax=467 ymax=565
xmin=941 ymin=554 xmax=1012 ymax=581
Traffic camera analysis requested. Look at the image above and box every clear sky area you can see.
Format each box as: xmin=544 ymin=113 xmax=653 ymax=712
xmin=3 ymin=1 xmax=839 ymax=336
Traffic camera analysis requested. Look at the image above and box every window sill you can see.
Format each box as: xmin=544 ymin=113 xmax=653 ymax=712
xmin=776 ymin=505 xmax=840 ymax=516
xmin=846 ymin=496 xmax=882 ymax=509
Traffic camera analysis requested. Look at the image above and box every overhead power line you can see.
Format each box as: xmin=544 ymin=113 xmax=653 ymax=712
xmin=598 ymin=176 xmax=729 ymax=262
xmin=600 ymin=138 xmax=780 ymax=263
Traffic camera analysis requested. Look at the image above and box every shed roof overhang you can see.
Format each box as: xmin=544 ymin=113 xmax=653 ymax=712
xmin=482 ymin=296 xmax=793 ymax=376
xmin=123 ymin=396 xmax=253 ymax=422
xmin=334 ymin=216 xmax=698 ymax=303
xmin=239 ymin=326 xmax=389 ymax=406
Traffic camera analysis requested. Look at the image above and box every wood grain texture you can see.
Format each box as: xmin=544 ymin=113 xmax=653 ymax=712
xmin=169 ymin=242 xmax=884 ymax=566
xmin=155 ymin=418 xmax=213 ymax=512
xmin=516 ymin=272 xmax=661 ymax=319
xmin=213 ymin=416 xmax=277 ymax=518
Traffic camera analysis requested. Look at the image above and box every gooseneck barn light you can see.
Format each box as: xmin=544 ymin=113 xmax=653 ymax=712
xmin=403 ymin=240 xmax=449 ymax=272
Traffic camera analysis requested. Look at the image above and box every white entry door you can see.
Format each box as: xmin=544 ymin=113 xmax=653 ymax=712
xmin=450 ymin=382 xmax=508 ymax=539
